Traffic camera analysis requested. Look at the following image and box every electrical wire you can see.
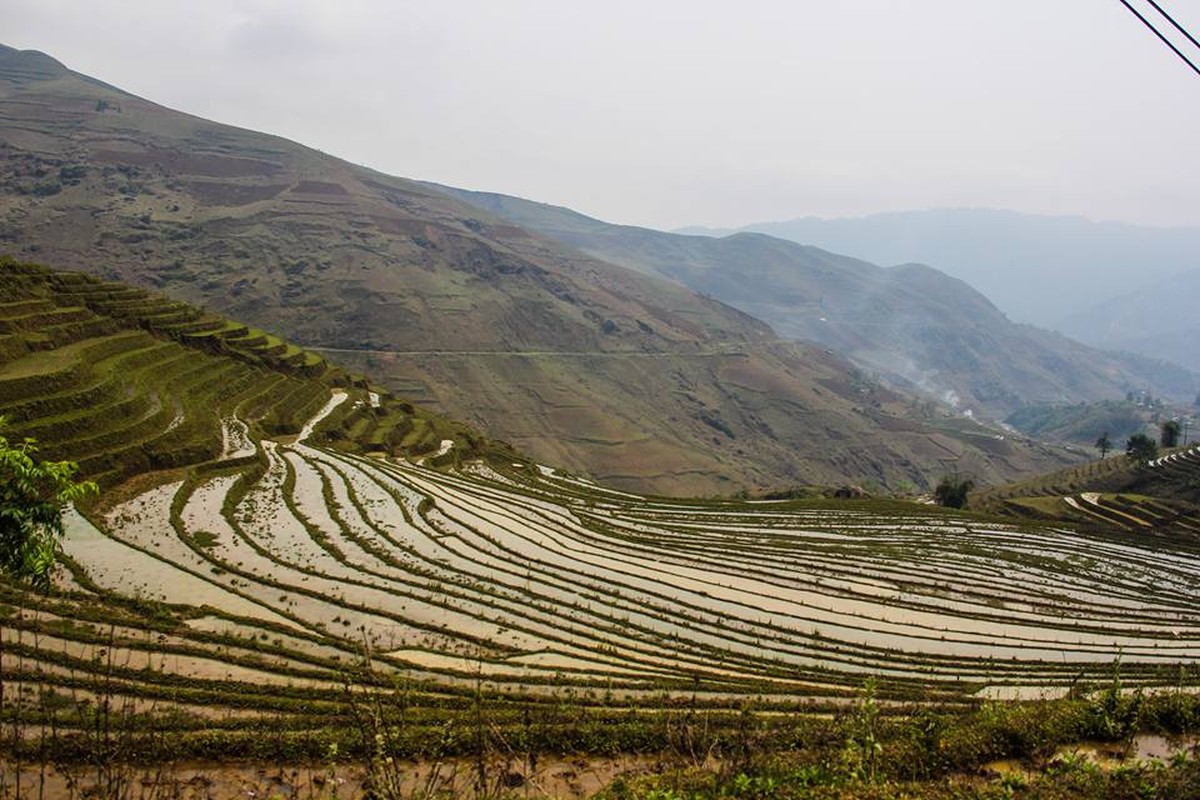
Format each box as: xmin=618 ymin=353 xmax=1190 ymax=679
xmin=1117 ymin=0 xmax=1200 ymax=76
xmin=1144 ymin=0 xmax=1200 ymax=52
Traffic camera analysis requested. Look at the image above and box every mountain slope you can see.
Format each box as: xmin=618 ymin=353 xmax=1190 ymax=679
xmin=1058 ymin=267 xmax=1200 ymax=374
xmin=0 ymin=45 xmax=1083 ymax=494
xmin=427 ymin=187 xmax=1197 ymax=422
xmin=0 ymin=258 xmax=490 ymax=486
xmin=678 ymin=209 xmax=1200 ymax=331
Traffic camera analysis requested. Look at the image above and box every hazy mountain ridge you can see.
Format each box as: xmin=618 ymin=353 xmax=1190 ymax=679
xmin=430 ymin=186 xmax=1197 ymax=421
xmin=678 ymin=209 xmax=1200 ymax=332
xmin=1058 ymin=267 xmax=1200 ymax=374
xmin=0 ymin=45 xmax=1085 ymax=494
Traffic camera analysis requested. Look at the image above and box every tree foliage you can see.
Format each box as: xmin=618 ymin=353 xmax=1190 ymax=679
xmin=1125 ymin=433 xmax=1159 ymax=465
xmin=0 ymin=418 xmax=97 ymax=589
xmin=1161 ymin=419 xmax=1181 ymax=449
xmin=934 ymin=474 xmax=974 ymax=509
xmin=1095 ymin=432 xmax=1112 ymax=459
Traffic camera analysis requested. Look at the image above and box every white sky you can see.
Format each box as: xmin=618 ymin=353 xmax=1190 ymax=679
xmin=4 ymin=0 xmax=1200 ymax=230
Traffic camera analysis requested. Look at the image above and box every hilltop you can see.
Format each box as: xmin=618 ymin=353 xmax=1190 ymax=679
xmin=0 ymin=45 xmax=1083 ymax=494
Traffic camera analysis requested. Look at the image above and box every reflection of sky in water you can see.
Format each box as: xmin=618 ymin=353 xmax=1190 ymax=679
xmin=62 ymin=433 xmax=1200 ymax=693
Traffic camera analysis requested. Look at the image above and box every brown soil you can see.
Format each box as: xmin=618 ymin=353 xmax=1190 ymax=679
xmin=0 ymin=753 xmax=663 ymax=800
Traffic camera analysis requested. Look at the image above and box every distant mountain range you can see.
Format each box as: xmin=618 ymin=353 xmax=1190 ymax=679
xmin=0 ymin=44 xmax=1090 ymax=494
xmin=678 ymin=209 xmax=1200 ymax=337
xmin=432 ymin=187 xmax=1197 ymax=422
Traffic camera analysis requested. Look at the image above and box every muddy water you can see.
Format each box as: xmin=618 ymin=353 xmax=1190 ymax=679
xmin=1058 ymin=734 xmax=1196 ymax=766
xmin=985 ymin=734 xmax=1197 ymax=775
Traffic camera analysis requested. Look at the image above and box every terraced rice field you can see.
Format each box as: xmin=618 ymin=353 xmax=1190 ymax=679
xmin=0 ymin=260 xmax=483 ymax=484
xmin=23 ymin=392 xmax=1196 ymax=721
xmin=4 ymin=261 xmax=1200 ymax=754
xmin=980 ymin=443 xmax=1200 ymax=538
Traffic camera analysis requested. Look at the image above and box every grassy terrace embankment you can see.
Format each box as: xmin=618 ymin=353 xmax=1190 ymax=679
xmin=973 ymin=443 xmax=1200 ymax=538
xmin=0 ymin=258 xmax=491 ymax=485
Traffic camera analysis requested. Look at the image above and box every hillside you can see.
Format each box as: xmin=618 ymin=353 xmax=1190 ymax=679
xmin=0 ymin=259 xmax=494 ymax=485
xmin=679 ymin=208 xmax=1200 ymax=331
xmin=1003 ymin=399 xmax=1157 ymax=447
xmin=974 ymin=442 xmax=1200 ymax=539
xmin=3 ymin=263 xmax=1200 ymax=775
xmin=0 ymin=45 xmax=1085 ymax=494
xmin=428 ymin=187 xmax=1197 ymax=423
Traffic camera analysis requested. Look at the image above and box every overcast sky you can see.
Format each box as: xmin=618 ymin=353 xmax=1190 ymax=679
xmin=5 ymin=0 xmax=1199 ymax=230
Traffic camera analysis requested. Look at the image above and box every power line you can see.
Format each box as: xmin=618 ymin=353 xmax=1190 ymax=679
xmin=1145 ymin=0 xmax=1200 ymax=52
xmin=1117 ymin=0 xmax=1200 ymax=77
